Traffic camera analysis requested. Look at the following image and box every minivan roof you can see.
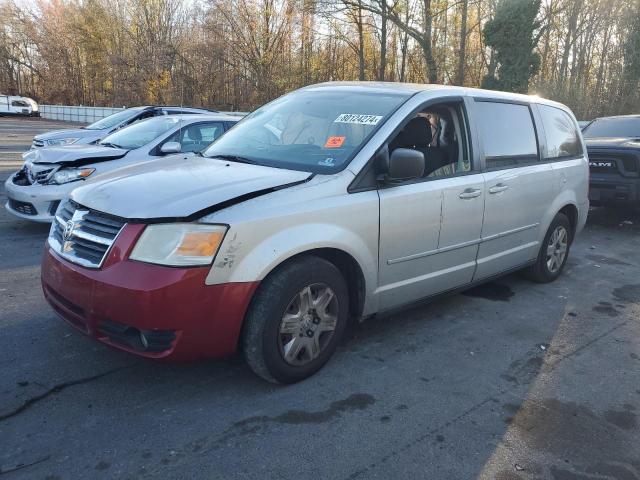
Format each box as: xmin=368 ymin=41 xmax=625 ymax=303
xmin=304 ymin=81 xmax=569 ymax=111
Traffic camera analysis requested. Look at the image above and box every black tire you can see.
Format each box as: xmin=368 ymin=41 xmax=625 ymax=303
xmin=524 ymin=212 xmax=572 ymax=283
xmin=242 ymin=255 xmax=349 ymax=384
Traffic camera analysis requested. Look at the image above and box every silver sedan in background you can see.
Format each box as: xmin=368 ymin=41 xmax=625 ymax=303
xmin=5 ymin=113 xmax=241 ymax=222
xmin=30 ymin=105 xmax=215 ymax=147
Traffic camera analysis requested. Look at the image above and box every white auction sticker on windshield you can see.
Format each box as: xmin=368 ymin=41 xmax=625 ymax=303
xmin=334 ymin=113 xmax=383 ymax=125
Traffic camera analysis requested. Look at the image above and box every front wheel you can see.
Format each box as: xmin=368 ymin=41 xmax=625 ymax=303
xmin=242 ymin=256 xmax=349 ymax=384
xmin=524 ymin=213 xmax=572 ymax=283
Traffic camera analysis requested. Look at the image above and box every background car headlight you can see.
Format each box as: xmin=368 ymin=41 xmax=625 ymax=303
xmin=52 ymin=168 xmax=95 ymax=184
xmin=129 ymin=223 xmax=227 ymax=266
xmin=47 ymin=137 xmax=79 ymax=146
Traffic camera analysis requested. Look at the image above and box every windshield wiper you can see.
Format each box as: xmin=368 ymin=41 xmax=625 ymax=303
xmin=207 ymin=154 xmax=259 ymax=165
xmin=100 ymin=142 xmax=123 ymax=149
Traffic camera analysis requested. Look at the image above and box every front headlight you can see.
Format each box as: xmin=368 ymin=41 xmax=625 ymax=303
xmin=52 ymin=168 xmax=95 ymax=184
xmin=129 ymin=223 xmax=228 ymax=266
xmin=47 ymin=137 xmax=80 ymax=146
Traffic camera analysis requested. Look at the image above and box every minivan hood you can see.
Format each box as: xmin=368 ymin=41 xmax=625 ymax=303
xmin=34 ymin=128 xmax=103 ymax=142
xmin=22 ymin=144 xmax=129 ymax=165
xmin=70 ymin=156 xmax=312 ymax=220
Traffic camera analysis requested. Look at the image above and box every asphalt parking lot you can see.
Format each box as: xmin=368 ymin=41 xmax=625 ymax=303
xmin=1 ymin=116 xmax=639 ymax=480
xmin=0 ymin=117 xmax=76 ymax=163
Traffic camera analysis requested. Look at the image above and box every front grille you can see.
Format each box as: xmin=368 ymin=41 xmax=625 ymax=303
xmin=8 ymin=199 xmax=37 ymax=215
xmin=33 ymin=168 xmax=54 ymax=184
xmin=14 ymin=164 xmax=57 ymax=185
xmin=622 ymin=156 xmax=639 ymax=172
xmin=588 ymin=153 xmax=639 ymax=176
xmin=49 ymin=200 xmax=126 ymax=268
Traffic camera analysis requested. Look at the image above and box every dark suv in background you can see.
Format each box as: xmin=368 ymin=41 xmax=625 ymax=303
xmin=583 ymin=115 xmax=640 ymax=208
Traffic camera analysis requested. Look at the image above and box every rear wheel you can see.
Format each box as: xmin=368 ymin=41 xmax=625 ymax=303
xmin=242 ymin=256 xmax=348 ymax=383
xmin=524 ymin=212 xmax=572 ymax=283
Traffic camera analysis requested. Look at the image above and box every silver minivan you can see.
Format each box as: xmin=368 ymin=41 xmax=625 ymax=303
xmin=41 ymin=83 xmax=589 ymax=383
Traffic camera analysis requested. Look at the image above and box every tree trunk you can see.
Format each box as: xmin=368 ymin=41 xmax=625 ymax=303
xmin=558 ymin=0 xmax=580 ymax=91
xmin=456 ymin=0 xmax=468 ymax=85
xmin=399 ymin=5 xmax=410 ymax=82
xmin=357 ymin=0 xmax=365 ymax=80
xmin=422 ymin=0 xmax=437 ymax=83
xmin=378 ymin=0 xmax=387 ymax=80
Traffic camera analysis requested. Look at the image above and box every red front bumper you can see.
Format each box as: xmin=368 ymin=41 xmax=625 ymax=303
xmin=41 ymin=223 xmax=259 ymax=361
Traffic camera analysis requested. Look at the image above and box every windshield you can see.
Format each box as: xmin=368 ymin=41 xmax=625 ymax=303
xmin=202 ymin=88 xmax=410 ymax=173
xmin=100 ymin=116 xmax=180 ymax=149
xmin=583 ymin=117 xmax=640 ymax=138
xmin=86 ymin=109 xmax=142 ymax=130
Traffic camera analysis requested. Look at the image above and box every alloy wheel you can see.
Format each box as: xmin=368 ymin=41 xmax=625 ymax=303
xmin=546 ymin=225 xmax=568 ymax=273
xmin=278 ymin=283 xmax=339 ymax=366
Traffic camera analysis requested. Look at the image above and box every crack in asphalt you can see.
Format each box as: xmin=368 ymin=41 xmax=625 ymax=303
xmin=0 ymin=455 xmax=51 ymax=476
xmin=0 ymin=365 xmax=132 ymax=422
xmin=344 ymin=319 xmax=630 ymax=480
xmin=544 ymin=320 xmax=629 ymax=370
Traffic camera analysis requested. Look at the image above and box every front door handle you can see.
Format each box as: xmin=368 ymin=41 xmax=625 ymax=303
xmin=489 ymin=183 xmax=510 ymax=194
xmin=459 ymin=188 xmax=482 ymax=199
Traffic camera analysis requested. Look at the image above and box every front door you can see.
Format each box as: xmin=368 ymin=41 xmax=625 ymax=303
xmin=377 ymin=174 xmax=485 ymax=310
xmin=376 ymin=100 xmax=485 ymax=310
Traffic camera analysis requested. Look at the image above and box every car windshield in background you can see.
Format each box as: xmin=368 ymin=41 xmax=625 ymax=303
xmin=583 ymin=117 xmax=640 ymax=138
xmin=99 ymin=116 xmax=180 ymax=149
xmin=85 ymin=109 xmax=141 ymax=130
xmin=202 ymin=89 xmax=410 ymax=173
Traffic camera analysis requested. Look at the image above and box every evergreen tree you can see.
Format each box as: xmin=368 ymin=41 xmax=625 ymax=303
xmin=481 ymin=0 xmax=541 ymax=93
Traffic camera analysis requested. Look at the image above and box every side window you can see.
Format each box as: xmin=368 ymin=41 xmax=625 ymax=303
xmin=387 ymin=101 xmax=471 ymax=179
xmin=538 ymin=104 xmax=582 ymax=159
xmin=165 ymin=122 xmax=224 ymax=153
xmin=475 ymin=101 xmax=538 ymax=169
xmin=199 ymin=125 xmax=223 ymax=143
xmin=120 ymin=112 xmax=150 ymax=129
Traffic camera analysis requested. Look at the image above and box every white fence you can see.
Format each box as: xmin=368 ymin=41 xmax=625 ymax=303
xmin=39 ymin=105 xmax=246 ymax=123
xmin=40 ymin=105 xmax=125 ymax=123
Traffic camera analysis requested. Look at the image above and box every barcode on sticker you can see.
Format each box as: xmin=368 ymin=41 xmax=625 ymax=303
xmin=334 ymin=114 xmax=383 ymax=125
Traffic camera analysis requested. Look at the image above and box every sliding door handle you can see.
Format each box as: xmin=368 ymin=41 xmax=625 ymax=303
xmin=459 ymin=188 xmax=482 ymax=199
xmin=489 ymin=184 xmax=510 ymax=194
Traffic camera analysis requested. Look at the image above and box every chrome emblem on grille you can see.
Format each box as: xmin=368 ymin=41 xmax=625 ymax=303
xmin=63 ymin=220 xmax=75 ymax=241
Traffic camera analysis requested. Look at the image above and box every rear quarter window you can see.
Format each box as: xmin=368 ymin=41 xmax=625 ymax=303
xmin=538 ymin=104 xmax=582 ymax=159
xmin=475 ymin=101 xmax=538 ymax=169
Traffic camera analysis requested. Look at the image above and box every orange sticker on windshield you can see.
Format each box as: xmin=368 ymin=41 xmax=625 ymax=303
xmin=324 ymin=136 xmax=346 ymax=148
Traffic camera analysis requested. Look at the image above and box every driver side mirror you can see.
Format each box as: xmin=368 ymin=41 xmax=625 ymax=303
xmin=160 ymin=141 xmax=181 ymax=155
xmin=380 ymin=148 xmax=425 ymax=183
